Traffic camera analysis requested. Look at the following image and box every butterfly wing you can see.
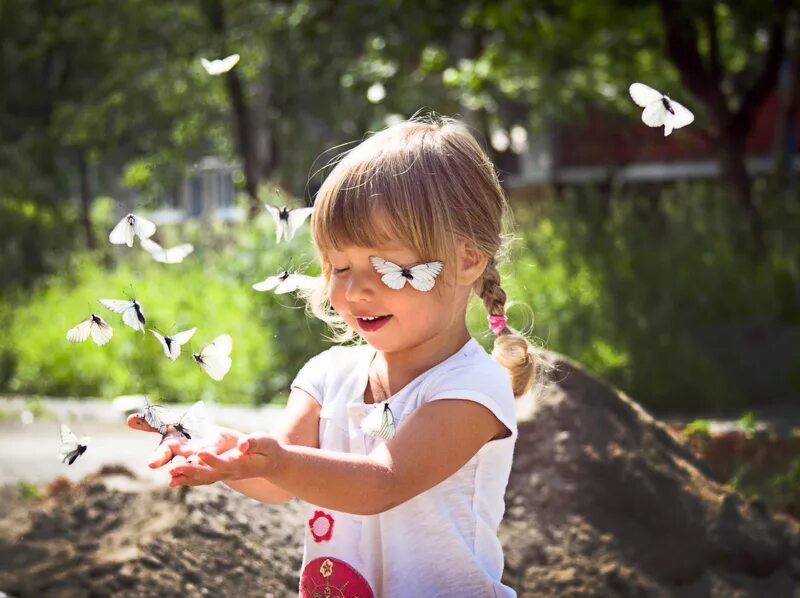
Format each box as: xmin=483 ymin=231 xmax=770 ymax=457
xmin=361 ymin=404 xmax=395 ymax=440
xmin=100 ymin=299 xmax=143 ymax=332
xmin=99 ymin=299 xmax=132 ymax=314
xmin=108 ymin=215 xmax=134 ymax=247
xmin=66 ymin=317 xmax=93 ymax=343
xmin=140 ymin=237 xmax=163 ymax=256
xmin=669 ymin=99 xmax=695 ymax=130
xmin=252 ymin=275 xmax=282 ymax=292
xmin=150 ymin=329 xmax=173 ymax=359
xmin=641 ymin=101 xmax=669 ymax=128
xmin=196 ymin=334 xmax=233 ymax=381
xmin=285 ymin=207 xmax=314 ymax=241
xmin=132 ymin=215 xmax=156 ymax=240
xmin=629 ymin=82 xmax=663 ymax=108
xmin=407 ymin=261 xmax=444 ymax=292
xmin=89 ymin=317 xmax=113 ymax=346
xmin=59 ymin=423 xmax=80 ymax=463
xmin=143 ymin=400 xmax=168 ymax=431
xmin=200 ymin=57 xmax=214 ymax=74
xmin=178 ymin=400 xmax=210 ymax=439
xmin=369 ymin=256 xmax=407 ymax=290
xmin=168 ymin=327 xmax=197 ymax=360
xmin=275 ymin=274 xmax=317 ymax=294
xmin=158 ymin=243 xmax=194 ymax=264
xmin=264 ymin=204 xmax=284 ymax=243
xmin=219 ymin=53 xmax=240 ymax=73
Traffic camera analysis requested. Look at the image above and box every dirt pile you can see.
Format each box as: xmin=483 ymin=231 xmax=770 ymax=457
xmin=1 ymin=350 xmax=799 ymax=597
xmin=499 ymin=350 xmax=800 ymax=596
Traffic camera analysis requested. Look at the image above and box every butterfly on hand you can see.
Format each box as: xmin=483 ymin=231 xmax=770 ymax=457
xmin=151 ymin=327 xmax=197 ymax=361
xmin=252 ymin=271 xmax=317 ymax=294
xmin=193 ymin=334 xmax=233 ymax=381
xmin=66 ymin=314 xmax=113 ymax=346
xmin=264 ymin=204 xmax=314 ymax=243
xmin=200 ymin=53 xmax=240 ymax=75
xmin=108 ymin=213 xmax=157 ymax=248
xmin=59 ymin=423 xmax=89 ymax=465
xmin=629 ymin=82 xmax=694 ymax=136
xmin=99 ymin=298 xmax=146 ymax=333
xmin=369 ymin=256 xmax=444 ymax=292
xmin=140 ymin=238 xmax=194 ymax=264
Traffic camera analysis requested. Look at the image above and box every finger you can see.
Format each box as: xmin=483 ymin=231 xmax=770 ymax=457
xmin=127 ymin=413 xmax=161 ymax=434
xmin=198 ymin=451 xmax=228 ymax=468
xmin=148 ymin=438 xmax=184 ymax=468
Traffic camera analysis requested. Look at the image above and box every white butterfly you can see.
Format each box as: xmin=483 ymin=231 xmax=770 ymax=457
xmin=142 ymin=399 xmax=169 ymax=434
xmin=252 ymin=271 xmax=317 ymax=294
xmin=629 ymin=82 xmax=695 ymax=136
xmin=264 ymin=204 xmax=314 ymax=243
xmin=151 ymin=327 xmax=197 ymax=361
xmin=200 ymin=53 xmax=240 ymax=75
xmin=369 ymin=256 xmax=444 ymax=292
xmin=361 ymin=403 xmax=395 ymax=440
xmin=59 ymin=423 xmax=90 ymax=465
xmin=66 ymin=314 xmax=113 ymax=346
xmin=140 ymin=238 xmax=194 ymax=264
xmin=192 ymin=334 xmax=233 ymax=381
xmin=108 ymin=213 xmax=157 ymax=248
xmin=99 ymin=298 xmax=146 ymax=332
xmin=170 ymin=400 xmax=210 ymax=440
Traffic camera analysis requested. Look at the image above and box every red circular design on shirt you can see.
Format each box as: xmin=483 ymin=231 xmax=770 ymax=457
xmin=308 ymin=510 xmax=335 ymax=543
xmin=300 ymin=556 xmax=374 ymax=598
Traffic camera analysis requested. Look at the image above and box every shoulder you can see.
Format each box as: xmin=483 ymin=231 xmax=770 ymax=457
xmin=420 ymin=339 xmax=516 ymax=433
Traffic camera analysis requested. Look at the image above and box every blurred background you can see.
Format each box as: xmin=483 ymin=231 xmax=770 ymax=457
xmin=0 ymin=0 xmax=798 ymax=419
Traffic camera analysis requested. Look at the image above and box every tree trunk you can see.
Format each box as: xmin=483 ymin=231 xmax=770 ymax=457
xmin=224 ymin=71 xmax=262 ymax=217
xmin=717 ymin=132 xmax=765 ymax=256
xmin=77 ymin=151 xmax=96 ymax=250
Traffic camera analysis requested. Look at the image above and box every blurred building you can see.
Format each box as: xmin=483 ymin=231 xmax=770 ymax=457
xmin=150 ymin=156 xmax=244 ymax=224
xmin=504 ymin=92 xmax=800 ymax=195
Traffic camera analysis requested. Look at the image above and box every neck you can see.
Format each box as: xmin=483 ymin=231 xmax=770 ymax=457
xmin=372 ymin=321 xmax=471 ymax=397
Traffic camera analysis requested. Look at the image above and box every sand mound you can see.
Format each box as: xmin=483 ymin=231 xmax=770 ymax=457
xmin=1 ymin=350 xmax=798 ymax=597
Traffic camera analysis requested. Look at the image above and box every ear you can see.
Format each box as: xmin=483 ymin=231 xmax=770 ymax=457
xmin=456 ymin=240 xmax=488 ymax=286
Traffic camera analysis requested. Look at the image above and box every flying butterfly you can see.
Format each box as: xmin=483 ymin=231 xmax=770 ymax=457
xmin=99 ymin=298 xmax=146 ymax=333
xmin=252 ymin=271 xmax=317 ymax=294
xmin=66 ymin=313 xmax=113 ymax=346
xmin=59 ymin=423 xmax=90 ymax=465
xmin=369 ymin=256 xmax=444 ymax=292
xmin=629 ymin=82 xmax=695 ymax=137
xmin=192 ymin=334 xmax=233 ymax=381
xmin=140 ymin=238 xmax=194 ymax=264
xmin=264 ymin=204 xmax=314 ymax=243
xmin=108 ymin=213 xmax=157 ymax=248
xmin=151 ymin=327 xmax=197 ymax=361
xmin=361 ymin=403 xmax=395 ymax=440
xmin=170 ymin=400 xmax=209 ymax=440
xmin=200 ymin=53 xmax=240 ymax=76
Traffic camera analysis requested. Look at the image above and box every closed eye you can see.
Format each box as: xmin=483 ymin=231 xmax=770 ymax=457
xmin=332 ymin=267 xmax=349 ymax=275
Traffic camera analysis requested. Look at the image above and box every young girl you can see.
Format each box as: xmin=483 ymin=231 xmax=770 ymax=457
xmin=141 ymin=116 xmax=538 ymax=597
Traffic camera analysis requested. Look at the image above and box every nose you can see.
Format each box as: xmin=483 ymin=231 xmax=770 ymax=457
xmin=344 ymin=271 xmax=376 ymax=302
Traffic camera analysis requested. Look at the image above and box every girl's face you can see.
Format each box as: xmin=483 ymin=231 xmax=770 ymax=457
xmin=327 ymin=241 xmax=468 ymax=356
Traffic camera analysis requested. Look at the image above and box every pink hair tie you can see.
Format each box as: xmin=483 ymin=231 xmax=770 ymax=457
xmin=488 ymin=314 xmax=508 ymax=335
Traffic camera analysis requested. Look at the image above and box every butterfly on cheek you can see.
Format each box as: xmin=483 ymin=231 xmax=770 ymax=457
xmin=369 ymin=256 xmax=444 ymax=292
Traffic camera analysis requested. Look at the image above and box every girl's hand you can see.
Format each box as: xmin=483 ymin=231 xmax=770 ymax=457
xmin=126 ymin=413 xmax=242 ymax=469
xmin=168 ymin=434 xmax=281 ymax=487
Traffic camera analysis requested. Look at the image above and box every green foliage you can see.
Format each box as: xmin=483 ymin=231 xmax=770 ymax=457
xmin=684 ymin=419 xmax=712 ymax=438
xmin=0 ymin=213 xmax=330 ymax=404
xmin=737 ymin=411 xmax=759 ymax=436
xmin=17 ymin=481 xmax=44 ymax=501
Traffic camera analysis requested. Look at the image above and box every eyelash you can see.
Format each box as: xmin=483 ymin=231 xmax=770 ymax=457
xmin=331 ymin=267 xmax=349 ymax=275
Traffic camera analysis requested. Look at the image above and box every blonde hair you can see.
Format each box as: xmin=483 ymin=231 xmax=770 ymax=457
xmin=306 ymin=115 xmax=538 ymax=398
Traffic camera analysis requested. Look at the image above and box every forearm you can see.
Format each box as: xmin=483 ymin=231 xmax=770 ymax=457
xmin=224 ymin=477 xmax=294 ymax=504
xmin=268 ymin=444 xmax=395 ymax=515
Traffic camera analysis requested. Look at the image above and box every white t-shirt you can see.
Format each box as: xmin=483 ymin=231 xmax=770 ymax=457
xmin=291 ymin=338 xmax=517 ymax=598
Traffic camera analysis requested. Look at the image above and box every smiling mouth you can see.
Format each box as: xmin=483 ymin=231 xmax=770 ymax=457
xmin=355 ymin=315 xmax=392 ymax=331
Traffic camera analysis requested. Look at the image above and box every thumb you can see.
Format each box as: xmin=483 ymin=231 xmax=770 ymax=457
xmin=239 ymin=435 xmax=273 ymax=455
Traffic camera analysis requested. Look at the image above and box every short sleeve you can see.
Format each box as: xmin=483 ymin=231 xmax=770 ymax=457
xmin=290 ymin=350 xmax=331 ymax=406
xmin=425 ymin=362 xmax=517 ymax=436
